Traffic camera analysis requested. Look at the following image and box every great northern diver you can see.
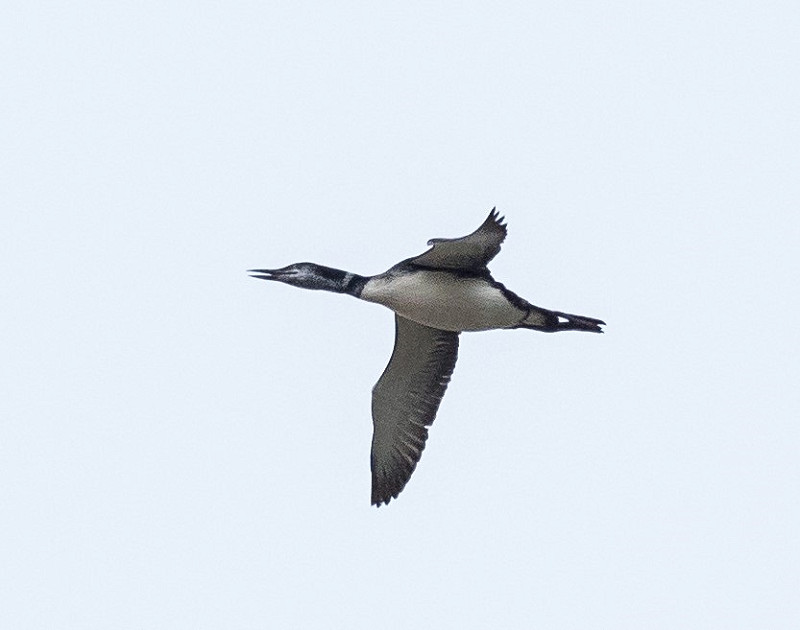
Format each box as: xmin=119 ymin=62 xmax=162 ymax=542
xmin=250 ymin=209 xmax=604 ymax=506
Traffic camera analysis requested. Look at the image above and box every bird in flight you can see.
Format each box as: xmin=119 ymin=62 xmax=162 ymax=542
xmin=250 ymin=209 xmax=604 ymax=506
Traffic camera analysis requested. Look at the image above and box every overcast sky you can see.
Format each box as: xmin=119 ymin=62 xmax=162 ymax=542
xmin=3 ymin=1 xmax=799 ymax=628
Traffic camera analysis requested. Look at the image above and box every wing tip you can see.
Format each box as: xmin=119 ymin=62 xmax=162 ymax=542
xmin=488 ymin=206 xmax=507 ymax=229
xmin=371 ymin=494 xmax=391 ymax=507
xmin=371 ymin=446 xmax=426 ymax=507
xmin=371 ymin=481 xmax=400 ymax=507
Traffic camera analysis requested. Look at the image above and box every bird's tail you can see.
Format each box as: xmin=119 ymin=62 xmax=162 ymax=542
xmin=516 ymin=307 xmax=605 ymax=333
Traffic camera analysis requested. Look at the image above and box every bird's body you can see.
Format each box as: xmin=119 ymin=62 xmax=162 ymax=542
xmin=361 ymin=267 xmax=527 ymax=332
xmin=250 ymin=209 xmax=604 ymax=506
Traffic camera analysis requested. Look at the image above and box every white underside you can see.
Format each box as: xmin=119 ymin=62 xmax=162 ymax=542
xmin=360 ymin=271 xmax=527 ymax=332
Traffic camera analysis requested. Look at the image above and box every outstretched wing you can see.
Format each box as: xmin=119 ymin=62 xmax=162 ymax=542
xmin=409 ymin=208 xmax=507 ymax=271
xmin=370 ymin=315 xmax=460 ymax=506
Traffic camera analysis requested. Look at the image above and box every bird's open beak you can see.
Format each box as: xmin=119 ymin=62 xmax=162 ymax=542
xmin=248 ymin=267 xmax=293 ymax=281
xmin=248 ymin=269 xmax=278 ymax=281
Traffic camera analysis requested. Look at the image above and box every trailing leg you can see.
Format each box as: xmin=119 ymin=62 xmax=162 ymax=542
xmin=515 ymin=307 xmax=605 ymax=333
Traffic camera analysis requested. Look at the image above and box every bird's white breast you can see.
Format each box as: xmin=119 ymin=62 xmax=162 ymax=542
xmin=360 ymin=271 xmax=526 ymax=332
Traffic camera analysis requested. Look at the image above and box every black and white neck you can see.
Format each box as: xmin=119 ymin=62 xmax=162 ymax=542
xmin=248 ymin=263 xmax=368 ymax=297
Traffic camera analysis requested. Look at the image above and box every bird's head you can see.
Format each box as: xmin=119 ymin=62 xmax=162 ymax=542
xmin=248 ymin=262 xmax=352 ymax=293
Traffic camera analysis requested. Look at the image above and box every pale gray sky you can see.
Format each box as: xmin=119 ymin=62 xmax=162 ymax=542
xmin=2 ymin=1 xmax=799 ymax=628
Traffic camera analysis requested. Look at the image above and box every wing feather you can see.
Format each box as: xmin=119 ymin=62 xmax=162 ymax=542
xmin=409 ymin=208 xmax=507 ymax=271
xmin=370 ymin=315 xmax=460 ymax=506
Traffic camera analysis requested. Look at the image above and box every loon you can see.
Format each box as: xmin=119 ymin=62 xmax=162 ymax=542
xmin=250 ymin=209 xmax=604 ymax=506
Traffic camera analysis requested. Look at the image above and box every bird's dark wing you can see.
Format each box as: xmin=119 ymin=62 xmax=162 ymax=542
xmin=408 ymin=208 xmax=507 ymax=271
xmin=370 ymin=315 xmax=460 ymax=506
